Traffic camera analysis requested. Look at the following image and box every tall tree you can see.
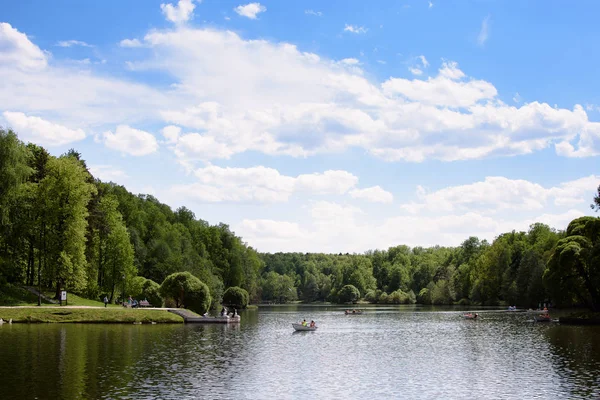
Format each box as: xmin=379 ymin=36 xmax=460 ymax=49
xmin=39 ymin=156 xmax=96 ymax=296
xmin=544 ymin=216 xmax=600 ymax=311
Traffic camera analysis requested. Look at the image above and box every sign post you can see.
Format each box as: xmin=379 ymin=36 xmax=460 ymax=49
xmin=61 ymin=291 xmax=67 ymax=306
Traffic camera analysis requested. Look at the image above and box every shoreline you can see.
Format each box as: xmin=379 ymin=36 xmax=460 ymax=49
xmin=0 ymin=307 xmax=185 ymax=324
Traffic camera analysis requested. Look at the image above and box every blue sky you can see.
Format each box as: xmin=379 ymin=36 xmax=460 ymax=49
xmin=1 ymin=0 xmax=599 ymax=252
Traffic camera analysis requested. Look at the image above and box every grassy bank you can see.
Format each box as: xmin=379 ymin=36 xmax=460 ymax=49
xmin=0 ymin=307 xmax=183 ymax=324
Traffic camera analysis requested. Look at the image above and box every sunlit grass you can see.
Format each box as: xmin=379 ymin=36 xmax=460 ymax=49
xmin=0 ymin=307 xmax=183 ymax=323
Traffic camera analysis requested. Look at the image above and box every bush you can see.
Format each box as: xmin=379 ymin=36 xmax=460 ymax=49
xmin=365 ymin=289 xmax=381 ymax=303
xmin=417 ymin=288 xmax=431 ymax=304
xmin=222 ymin=286 xmax=249 ymax=309
xmin=129 ymin=276 xmax=147 ymax=299
xmin=142 ymin=279 xmax=162 ymax=307
xmin=338 ymin=284 xmax=360 ymax=303
xmin=160 ymin=272 xmax=211 ymax=315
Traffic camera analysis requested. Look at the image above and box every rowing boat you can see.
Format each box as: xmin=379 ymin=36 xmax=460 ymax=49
xmin=292 ymin=323 xmax=317 ymax=331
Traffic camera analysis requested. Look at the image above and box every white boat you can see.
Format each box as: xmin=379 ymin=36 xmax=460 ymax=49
xmin=292 ymin=323 xmax=317 ymax=331
xmin=534 ymin=314 xmax=551 ymax=322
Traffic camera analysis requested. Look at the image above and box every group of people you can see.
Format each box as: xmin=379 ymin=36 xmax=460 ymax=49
xmin=345 ymin=309 xmax=362 ymax=314
xmin=220 ymin=306 xmax=238 ymax=318
xmin=301 ymin=319 xmax=316 ymax=328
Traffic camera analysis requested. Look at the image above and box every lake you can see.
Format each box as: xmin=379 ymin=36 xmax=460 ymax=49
xmin=1 ymin=305 xmax=599 ymax=399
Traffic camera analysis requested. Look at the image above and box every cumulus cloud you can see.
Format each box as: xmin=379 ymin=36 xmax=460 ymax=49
xmin=2 ymin=22 xmax=600 ymax=166
xmin=234 ymin=3 xmax=266 ymax=19
xmin=88 ymin=165 xmax=129 ymax=183
xmin=400 ymin=175 xmax=600 ymax=214
xmin=235 ymin=205 xmax=587 ymax=253
xmin=0 ymin=22 xmax=48 ymax=70
xmin=3 ymin=111 xmax=85 ymax=146
xmin=169 ymin=166 xmax=360 ymax=203
xmin=98 ymin=125 xmax=159 ymax=156
xmin=349 ymin=186 xmax=394 ymax=203
xmin=119 ymin=38 xmax=143 ymax=48
xmin=161 ymin=0 xmax=196 ymax=23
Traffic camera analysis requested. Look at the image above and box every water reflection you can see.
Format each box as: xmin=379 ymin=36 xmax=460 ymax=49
xmin=1 ymin=306 xmax=599 ymax=399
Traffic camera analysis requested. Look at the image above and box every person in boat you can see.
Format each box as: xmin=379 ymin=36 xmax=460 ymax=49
xmin=301 ymin=319 xmax=307 ymax=326
xmin=309 ymin=320 xmax=315 ymax=328
xmin=474 ymin=313 xmax=478 ymax=319
xmin=221 ymin=306 xmax=227 ymax=317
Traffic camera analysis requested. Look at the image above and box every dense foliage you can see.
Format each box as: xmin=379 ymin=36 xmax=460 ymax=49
xmin=1 ymin=129 xmax=599 ymax=310
xmin=0 ymin=129 xmax=262 ymax=307
xmin=544 ymin=217 xmax=600 ymax=311
xmin=160 ymin=272 xmax=211 ymax=314
xmin=222 ymin=286 xmax=249 ymax=309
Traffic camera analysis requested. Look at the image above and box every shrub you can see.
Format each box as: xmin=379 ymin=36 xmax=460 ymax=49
xmin=142 ymin=279 xmax=162 ymax=307
xmin=129 ymin=276 xmax=147 ymax=299
xmin=160 ymin=272 xmax=211 ymax=315
xmin=417 ymin=288 xmax=431 ymax=304
xmin=338 ymin=284 xmax=360 ymax=303
xmin=222 ymin=286 xmax=249 ymax=309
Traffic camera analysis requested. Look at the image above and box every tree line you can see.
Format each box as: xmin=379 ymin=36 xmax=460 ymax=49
xmin=1 ymin=128 xmax=599 ymax=311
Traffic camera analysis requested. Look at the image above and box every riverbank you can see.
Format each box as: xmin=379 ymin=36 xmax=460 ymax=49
xmin=0 ymin=307 xmax=184 ymax=324
xmin=559 ymin=311 xmax=600 ymax=325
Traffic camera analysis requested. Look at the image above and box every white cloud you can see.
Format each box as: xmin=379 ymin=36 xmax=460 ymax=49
xmin=477 ymin=15 xmax=491 ymax=46
xmin=409 ymin=55 xmax=429 ymax=75
xmin=409 ymin=67 xmax=423 ymax=76
xmin=3 ymin=111 xmax=85 ymax=146
xmin=161 ymin=0 xmax=197 ymax=23
xmin=88 ymin=165 xmax=128 ymax=183
xmin=428 ymin=1 xmax=433 ymax=9
xmin=235 ymin=205 xmax=588 ymax=253
xmin=555 ymin=122 xmax=600 ymax=158
xmin=344 ymin=24 xmax=368 ymax=34
xmin=340 ymin=58 xmax=360 ymax=65
xmin=2 ymin=22 xmax=600 ymax=169
xmin=56 ymin=40 xmax=92 ymax=48
xmin=384 ymin=61 xmax=497 ymax=108
xmin=234 ymin=3 xmax=266 ymax=19
xmin=400 ymin=175 xmax=600 ymax=214
xmin=305 ymin=10 xmax=323 ymax=17
xmin=377 ymin=60 xmax=386 ymax=65
xmin=349 ymin=186 xmax=394 ymax=203
xmin=99 ymin=125 xmax=159 ymax=156
xmin=119 ymin=38 xmax=143 ymax=48
xmin=170 ymin=166 xmax=360 ymax=203
xmin=0 ymin=22 xmax=48 ymax=70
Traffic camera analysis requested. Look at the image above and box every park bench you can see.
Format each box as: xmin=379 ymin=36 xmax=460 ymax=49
xmin=139 ymin=300 xmax=151 ymax=307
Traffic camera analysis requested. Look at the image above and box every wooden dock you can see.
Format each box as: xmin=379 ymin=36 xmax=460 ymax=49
xmin=168 ymin=309 xmax=241 ymax=324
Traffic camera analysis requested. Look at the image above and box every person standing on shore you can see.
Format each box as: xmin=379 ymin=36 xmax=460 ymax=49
xmin=103 ymin=296 xmax=108 ymax=308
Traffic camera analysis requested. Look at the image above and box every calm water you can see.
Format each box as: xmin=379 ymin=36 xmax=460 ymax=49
xmin=1 ymin=305 xmax=600 ymax=399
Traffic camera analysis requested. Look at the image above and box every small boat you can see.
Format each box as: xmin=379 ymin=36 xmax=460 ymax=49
xmin=344 ymin=309 xmax=363 ymax=315
xmin=534 ymin=314 xmax=551 ymax=322
xmin=463 ymin=313 xmax=479 ymax=320
xmin=292 ymin=323 xmax=317 ymax=331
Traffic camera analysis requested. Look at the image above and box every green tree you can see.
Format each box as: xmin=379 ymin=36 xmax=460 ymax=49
xmin=544 ymin=217 xmax=600 ymax=311
xmin=222 ymin=286 xmax=249 ymax=309
xmin=338 ymin=284 xmax=360 ymax=303
xmin=39 ymin=156 xmax=96 ymax=297
xmin=160 ymin=271 xmax=211 ymax=314
xmin=142 ymin=279 xmax=162 ymax=307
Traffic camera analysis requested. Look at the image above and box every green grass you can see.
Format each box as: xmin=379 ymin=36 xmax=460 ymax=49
xmin=0 ymin=307 xmax=184 ymax=323
xmin=0 ymin=284 xmax=54 ymax=306
xmin=40 ymin=290 xmax=121 ymax=307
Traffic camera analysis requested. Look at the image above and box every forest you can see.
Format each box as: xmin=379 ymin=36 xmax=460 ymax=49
xmin=1 ymin=128 xmax=599 ymax=310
